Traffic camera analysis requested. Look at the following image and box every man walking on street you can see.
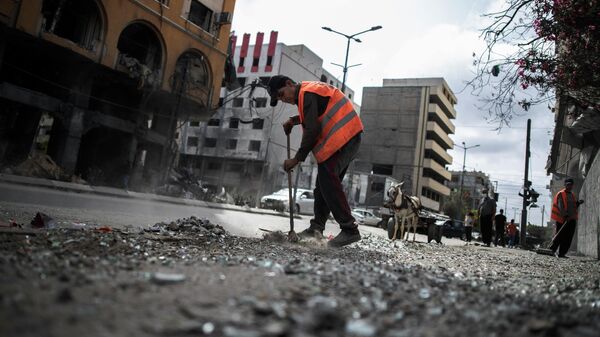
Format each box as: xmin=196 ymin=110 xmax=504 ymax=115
xmin=550 ymin=178 xmax=584 ymax=258
xmin=494 ymin=209 xmax=507 ymax=247
xmin=267 ymin=75 xmax=363 ymax=248
xmin=478 ymin=189 xmax=496 ymax=247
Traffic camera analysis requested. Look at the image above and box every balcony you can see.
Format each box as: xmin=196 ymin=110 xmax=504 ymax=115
xmin=419 ymin=195 xmax=440 ymax=211
xmin=430 ymin=87 xmax=457 ymax=119
xmin=425 ymin=140 xmax=452 ymax=165
xmin=421 ymin=177 xmax=451 ymax=196
xmin=423 ymin=158 xmax=451 ymax=181
xmin=429 ymin=104 xmax=455 ymax=134
xmin=426 ymin=121 xmax=454 ymax=149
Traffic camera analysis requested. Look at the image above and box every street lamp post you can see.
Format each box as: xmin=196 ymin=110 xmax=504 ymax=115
xmin=321 ymin=25 xmax=382 ymax=93
xmin=321 ymin=25 xmax=382 ymax=206
xmin=456 ymin=142 xmax=480 ymax=206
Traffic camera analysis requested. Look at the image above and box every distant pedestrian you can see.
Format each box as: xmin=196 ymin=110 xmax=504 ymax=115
xmin=549 ymin=178 xmax=584 ymax=258
xmin=478 ymin=189 xmax=496 ymax=247
xmin=506 ymin=219 xmax=517 ymax=248
xmin=464 ymin=211 xmax=475 ymax=244
xmin=494 ymin=209 xmax=507 ymax=247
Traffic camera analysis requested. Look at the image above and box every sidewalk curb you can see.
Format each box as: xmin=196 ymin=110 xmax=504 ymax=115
xmin=0 ymin=173 xmax=302 ymax=219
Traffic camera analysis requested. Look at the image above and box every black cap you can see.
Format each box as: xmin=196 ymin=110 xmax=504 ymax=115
xmin=267 ymin=75 xmax=293 ymax=107
xmin=565 ymin=178 xmax=574 ymax=185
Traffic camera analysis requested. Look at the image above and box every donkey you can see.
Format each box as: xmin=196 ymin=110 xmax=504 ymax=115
xmin=387 ymin=182 xmax=422 ymax=242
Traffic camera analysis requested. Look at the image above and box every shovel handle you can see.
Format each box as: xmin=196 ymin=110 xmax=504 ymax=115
xmin=286 ymin=134 xmax=294 ymax=232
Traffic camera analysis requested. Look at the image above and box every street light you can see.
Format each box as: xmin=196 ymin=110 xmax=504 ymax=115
xmin=321 ymin=25 xmax=382 ymax=93
xmin=456 ymin=141 xmax=480 ymax=203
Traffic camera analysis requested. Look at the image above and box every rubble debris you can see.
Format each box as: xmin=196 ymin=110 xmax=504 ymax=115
xmin=30 ymin=212 xmax=57 ymax=229
xmin=150 ymin=272 xmax=186 ymax=285
xmin=11 ymin=152 xmax=67 ymax=181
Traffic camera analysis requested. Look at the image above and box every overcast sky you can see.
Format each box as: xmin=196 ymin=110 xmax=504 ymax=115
xmin=231 ymin=0 xmax=555 ymax=225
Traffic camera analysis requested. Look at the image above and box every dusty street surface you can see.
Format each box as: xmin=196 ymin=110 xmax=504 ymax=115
xmin=1 ymin=215 xmax=599 ymax=337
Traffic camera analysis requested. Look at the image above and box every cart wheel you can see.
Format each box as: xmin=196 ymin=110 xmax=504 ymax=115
xmin=387 ymin=218 xmax=396 ymax=240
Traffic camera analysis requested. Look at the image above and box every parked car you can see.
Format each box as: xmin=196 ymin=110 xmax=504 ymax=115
xmin=352 ymin=208 xmax=382 ymax=227
xmin=260 ymin=188 xmax=314 ymax=215
xmin=441 ymin=219 xmax=465 ymax=240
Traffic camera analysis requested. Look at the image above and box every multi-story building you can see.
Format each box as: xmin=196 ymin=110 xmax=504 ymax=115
xmin=447 ymin=170 xmax=495 ymax=211
xmin=0 ymin=0 xmax=235 ymax=188
xmin=355 ymin=78 xmax=457 ymax=211
xmin=178 ymin=31 xmax=356 ymax=204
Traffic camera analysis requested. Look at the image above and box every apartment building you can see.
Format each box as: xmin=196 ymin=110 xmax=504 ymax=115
xmin=178 ymin=31 xmax=356 ymax=204
xmin=447 ymin=170 xmax=495 ymax=211
xmin=0 ymin=0 xmax=235 ymax=188
xmin=355 ymin=78 xmax=457 ymax=211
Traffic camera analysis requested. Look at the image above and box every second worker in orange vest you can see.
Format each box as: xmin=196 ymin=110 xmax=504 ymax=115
xmin=549 ymin=178 xmax=584 ymax=258
xmin=267 ymin=75 xmax=363 ymax=248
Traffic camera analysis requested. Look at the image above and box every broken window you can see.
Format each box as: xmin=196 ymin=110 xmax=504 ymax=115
xmin=188 ymin=0 xmax=213 ymax=32
xmin=187 ymin=137 xmax=199 ymax=147
xmin=249 ymin=140 xmax=261 ymax=152
xmin=189 ymin=121 xmax=200 ymax=127
xmin=41 ymin=0 xmax=103 ymax=51
xmin=207 ymin=119 xmax=220 ymax=126
xmin=204 ymin=137 xmax=216 ymax=147
xmin=172 ymin=51 xmax=210 ymax=94
xmin=229 ymin=118 xmax=239 ymax=129
xmin=253 ymin=98 xmax=267 ymax=108
xmin=117 ymin=23 xmax=163 ymax=86
xmin=232 ymin=98 xmax=244 ymax=107
xmin=252 ymin=118 xmax=264 ymax=129
xmin=226 ymin=139 xmax=237 ymax=150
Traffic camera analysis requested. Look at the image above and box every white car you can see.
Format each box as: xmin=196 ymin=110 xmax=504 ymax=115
xmin=260 ymin=188 xmax=314 ymax=215
xmin=352 ymin=208 xmax=382 ymax=227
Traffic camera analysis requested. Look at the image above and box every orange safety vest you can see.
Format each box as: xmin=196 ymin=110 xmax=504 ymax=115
xmin=297 ymin=81 xmax=363 ymax=163
xmin=551 ymin=188 xmax=578 ymax=222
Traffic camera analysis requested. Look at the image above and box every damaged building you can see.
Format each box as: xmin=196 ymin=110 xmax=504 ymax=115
xmin=0 ymin=0 xmax=236 ymax=189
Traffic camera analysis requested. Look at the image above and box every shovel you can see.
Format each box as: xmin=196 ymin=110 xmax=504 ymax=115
xmin=286 ymin=133 xmax=299 ymax=243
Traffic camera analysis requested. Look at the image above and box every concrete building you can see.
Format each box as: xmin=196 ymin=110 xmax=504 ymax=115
xmin=0 ymin=0 xmax=235 ymax=189
xmin=547 ymin=97 xmax=600 ymax=258
xmin=178 ymin=31 xmax=356 ymax=205
xmin=355 ymin=78 xmax=457 ymax=211
xmin=447 ymin=170 xmax=495 ymax=211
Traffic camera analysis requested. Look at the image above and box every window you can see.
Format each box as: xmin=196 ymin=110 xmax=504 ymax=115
xmin=254 ymin=98 xmax=267 ymax=108
xmin=229 ymin=118 xmax=239 ymax=129
xmin=188 ymin=0 xmax=213 ymax=32
xmin=237 ymin=77 xmax=246 ymax=87
xmin=204 ymin=137 xmax=216 ymax=147
xmin=233 ymin=98 xmax=244 ymax=107
xmin=189 ymin=121 xmax=200 ymax=127
xmin=252 ymin=57 xmax=259 ymax=67
xmin=207 ymin=119 xmax=220 ymax=126
xmin=239 ymin=57 xmax=245 ymax=68
xmin=249 ymin=140 xmax=261 ymax=152
xmin=252 ymin=118 xmax=264 ymax=129
xmin=226 ymin=139 xmax=237 ymax=150
xmin=207 ymin=162 xmax=221 ymax=170
xmin=372 ymin=164 xmax=393 ymax=175
xmin=320 ymin=75 xmax=327 ymax=83
xmin=371 ymin=182 xmax=384 ymax=192
xmin=218 ymin=97 xmax=224 ymax=107
xmin=266 ymin=56 xmax=273 ymax=67
xmin=187 ymin=136 xmax=199 ymax=147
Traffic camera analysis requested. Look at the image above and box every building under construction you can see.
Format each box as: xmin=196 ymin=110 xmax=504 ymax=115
xmin=0 ymin=0 xmax=235 ymax=189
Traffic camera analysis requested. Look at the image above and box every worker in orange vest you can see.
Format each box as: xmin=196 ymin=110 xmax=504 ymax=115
xmin=549 ymin=178 xmax=584 ymax=257
xmin=267 ymin=75 xmax=363 ymax=247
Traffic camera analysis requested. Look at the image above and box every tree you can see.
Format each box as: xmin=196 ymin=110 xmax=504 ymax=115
xmin=467 ymin=0 xmax=599 ymax=125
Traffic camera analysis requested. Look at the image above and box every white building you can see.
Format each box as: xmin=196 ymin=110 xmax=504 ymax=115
xmin=178 ymin=31 xmax=357 ymax=205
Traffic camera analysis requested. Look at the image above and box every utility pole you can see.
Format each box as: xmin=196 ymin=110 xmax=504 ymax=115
xmin=456 ymin=142 xmax=480 ymax=217
xmin=520 ymin=119 xmax=531 ymax=246
xmin=541 ymin=204 xmax=545 ymax=227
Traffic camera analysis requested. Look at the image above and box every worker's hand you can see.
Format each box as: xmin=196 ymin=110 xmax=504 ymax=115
xmin=283 ymin=158 xmax=299 ymax=172
xmin=282 ymin=118 xmax=295 ymax=135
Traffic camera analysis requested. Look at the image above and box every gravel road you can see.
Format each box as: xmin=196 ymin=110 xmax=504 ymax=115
xmin=1 ymin=216 xmax=599 ymax=337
